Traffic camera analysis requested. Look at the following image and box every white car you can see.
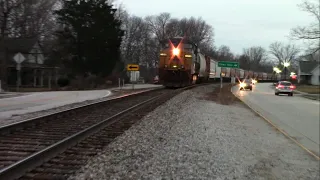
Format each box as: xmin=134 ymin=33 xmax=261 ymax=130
xmin=275 ymin=81 xmax=295 ymax=96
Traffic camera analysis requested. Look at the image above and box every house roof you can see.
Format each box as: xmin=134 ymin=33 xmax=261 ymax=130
xmin=0 ymin=38 xmax=40 ymax=65
xmin=299 ymin=61 xmax=319 ymax=74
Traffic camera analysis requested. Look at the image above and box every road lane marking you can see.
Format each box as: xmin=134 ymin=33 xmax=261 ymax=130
xmin=231 ymin=87 xmax=320 ymax=161
xmin=103 ymin=90 xmax=111 ymax=98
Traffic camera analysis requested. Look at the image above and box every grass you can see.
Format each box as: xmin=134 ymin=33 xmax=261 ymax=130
xmin=295 ymin=85 xmax=320 ymax=94
xmin=301 ymin=94 xmax=320 ymax=101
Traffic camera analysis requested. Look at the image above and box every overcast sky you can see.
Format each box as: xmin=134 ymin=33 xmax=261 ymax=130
xmin=116 ymin=0 xmax=313 ymax=54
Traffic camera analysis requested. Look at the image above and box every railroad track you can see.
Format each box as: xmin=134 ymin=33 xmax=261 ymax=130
xmin=0 ymin=84 xmax=208 ymax=180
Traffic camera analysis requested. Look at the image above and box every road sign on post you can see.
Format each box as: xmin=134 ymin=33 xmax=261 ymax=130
xmin=127 ymin=64 xmax=139 ymax=71
xmin=13 ymin=52 xmax=25 ymax=64
xmin=218 ymin=61 xmax=239 ymax=68
xmin=13 ymin=52 xmax=25 ymax=92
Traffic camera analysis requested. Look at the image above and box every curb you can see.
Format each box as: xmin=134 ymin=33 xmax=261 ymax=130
xmin=230 ymin=86 xmax=320 ymax=161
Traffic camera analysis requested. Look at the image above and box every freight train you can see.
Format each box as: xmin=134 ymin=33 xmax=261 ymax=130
xmin=158 ymin=37 xmax=280 ymax=88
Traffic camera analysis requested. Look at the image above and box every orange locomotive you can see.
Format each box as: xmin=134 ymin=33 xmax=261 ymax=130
xmin=158 ymin=37 xmax=210 ymax=88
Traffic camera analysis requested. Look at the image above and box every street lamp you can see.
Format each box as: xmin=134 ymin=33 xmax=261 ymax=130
xmin=273 ymin=67 xmax=279 ymax=80
xmin=275 ymin=69 xmax=281 ymax=80
xmin=282 ymin=61 xmax=290 ymax=80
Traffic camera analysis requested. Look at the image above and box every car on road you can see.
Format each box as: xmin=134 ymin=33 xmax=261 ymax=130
xmin=240 ymin=79 xmax=252 ymax=91
xmin=275 ymin=81 xmax=295 ymax=96
xmin=251 ymin=79 xmax=257 ymax=85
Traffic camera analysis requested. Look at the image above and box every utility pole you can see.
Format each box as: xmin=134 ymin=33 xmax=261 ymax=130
xmin=0 ymin=37 xmax=8 ymax=91
xmin=0 ymin=0 xmax=8 ymax=91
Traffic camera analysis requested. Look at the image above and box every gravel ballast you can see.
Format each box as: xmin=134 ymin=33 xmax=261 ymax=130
xmin=70 ymin=85 xmax=319 ymax=180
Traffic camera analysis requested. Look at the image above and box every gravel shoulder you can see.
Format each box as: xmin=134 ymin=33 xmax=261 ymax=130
xmin=70 ymin=84 xmax=319 ymax=180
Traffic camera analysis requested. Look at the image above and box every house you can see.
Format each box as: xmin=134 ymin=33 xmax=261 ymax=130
xmin=0 ymin=38 xmax=58 ymax=90
xmin=298 ymin=60 xmax=320 ymax=85
xmin=0 ymin=38 xmax=45 ymax=66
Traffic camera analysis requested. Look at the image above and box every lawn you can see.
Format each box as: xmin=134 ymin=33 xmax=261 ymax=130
xmin=296 ymin=85 xmax=320 ymax=94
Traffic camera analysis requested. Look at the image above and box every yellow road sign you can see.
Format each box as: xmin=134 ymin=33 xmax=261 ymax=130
xmin=127 ymin=64 xmax=139 ymax=71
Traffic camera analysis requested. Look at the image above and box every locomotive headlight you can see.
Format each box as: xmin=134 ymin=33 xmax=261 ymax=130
xmin=173 ymin=48 xmax=180 ymax=56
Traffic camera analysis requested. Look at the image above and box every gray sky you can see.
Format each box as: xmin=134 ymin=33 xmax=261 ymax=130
xmin=116 ymin=0 xmax=313 ymax=54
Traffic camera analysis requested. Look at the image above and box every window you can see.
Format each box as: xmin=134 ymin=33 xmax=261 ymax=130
xmin=280 ymin=82 xmax=292 ymax=86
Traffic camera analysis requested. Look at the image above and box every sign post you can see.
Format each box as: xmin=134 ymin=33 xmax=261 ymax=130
xmin=218 ymin=61 xmax=239 ymax=89
xmin=127 ymin=64 xmax=139 ymax=90
xmin=220 ymin=72 xmax=223 ymax=91
xmin=13 ymin=52 xmax=25 ymax=92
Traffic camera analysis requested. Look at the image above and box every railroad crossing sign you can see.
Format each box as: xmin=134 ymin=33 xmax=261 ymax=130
xmin=127 ymin=64 xmax=139 ymax=71
xmin=218 ymin=61 xmax=239 ymax=68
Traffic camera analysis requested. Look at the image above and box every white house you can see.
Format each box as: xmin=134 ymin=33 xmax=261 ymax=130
xmin=298 ymin=60 xmax=320 ymax=85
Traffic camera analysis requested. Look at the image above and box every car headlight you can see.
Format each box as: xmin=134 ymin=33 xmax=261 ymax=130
xmin=240 ymin=83 xmax=245 ymax=87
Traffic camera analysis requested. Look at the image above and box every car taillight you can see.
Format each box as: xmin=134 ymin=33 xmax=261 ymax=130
xmin=290 ymin=85 xmax=295 ymax=89
xmin=277 ymin=85 xmax=284 ymax=88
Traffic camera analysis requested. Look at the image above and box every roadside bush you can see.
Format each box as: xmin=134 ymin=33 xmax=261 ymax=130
xmin=57 ymin=78 xmax=70 ymax=87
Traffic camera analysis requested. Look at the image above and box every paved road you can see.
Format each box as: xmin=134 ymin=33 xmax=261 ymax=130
xmin=232 ymin=83 xmax=320 ymax=157
xmin=0 ymin=84 xmax=163 ymax=120
xmin=0 ymin=90 xmax=111 ymax=119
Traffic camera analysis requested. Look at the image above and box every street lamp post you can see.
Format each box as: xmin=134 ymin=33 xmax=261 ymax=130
xmin=273 ymin=67 xmax=279 ymax=80
xmin=283 ymin=62 xmax=290 ymax=80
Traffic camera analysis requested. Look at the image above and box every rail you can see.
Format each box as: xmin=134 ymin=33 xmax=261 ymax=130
xmin=0 ymin=83 xmax=208 ymax=179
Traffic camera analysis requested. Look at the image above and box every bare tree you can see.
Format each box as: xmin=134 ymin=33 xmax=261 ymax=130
xmin=213 ymin=45 xmax=234 ymax=61
xmin=291 ymin=0 xmax=320 ymax=54
xmin=243 ymin=46 xmax=267 ymax=71
xmin=145 ymin=12 xmax=171 ymax=43
xmin=165 ymin=16 xmax=214 ymax=46
xmin=120 ymin=16 xmax=149 ymax=64
xmin=185 ymin=17 xmax=214 ymax=46
xmin=0 ymin=0 xmax=26 ymax=37
xmin=300 ymin=50 xmax=320 ymax=61
xmin=9 ymin=0 xmax=57 ymax=38
xmin=269 ymin=42 xmax=300 ymax=66
xmin=165 ymin=18 xmax=180 ymax=38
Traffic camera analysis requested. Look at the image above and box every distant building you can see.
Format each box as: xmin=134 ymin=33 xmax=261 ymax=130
xmin=298 ymin=60 xmax=320 ymax=85
xmin=0 ymin=38 xmax=58 ymax=90
xmin=0 ymin=38 xmax=44 ymax=65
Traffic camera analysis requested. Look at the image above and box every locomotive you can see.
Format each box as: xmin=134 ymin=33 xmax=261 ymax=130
xmin=158 ymin=37 xmax=210 ymax=87
xmin=158 ymin=37 xmax=280 ymax=88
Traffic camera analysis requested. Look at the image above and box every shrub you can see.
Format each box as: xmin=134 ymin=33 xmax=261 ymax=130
xmin=57 ymin=77 xmax=70 ymax=87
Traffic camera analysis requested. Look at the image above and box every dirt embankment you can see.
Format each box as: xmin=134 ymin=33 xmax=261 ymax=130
xmin=204 ymin=84 xmax=240 ymax=105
